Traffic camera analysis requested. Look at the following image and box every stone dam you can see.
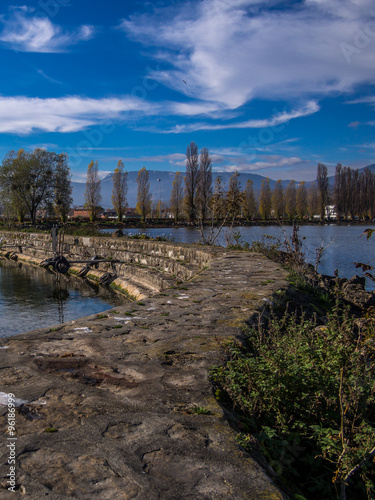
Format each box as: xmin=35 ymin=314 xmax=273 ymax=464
xmin=0 ymin=231 xmax=288 ymax=499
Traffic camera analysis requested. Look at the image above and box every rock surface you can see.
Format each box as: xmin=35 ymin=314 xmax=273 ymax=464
xmin=0 ymin=244 xmax=288 ymax=499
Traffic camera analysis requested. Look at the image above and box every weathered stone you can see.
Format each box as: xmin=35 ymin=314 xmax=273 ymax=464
xmin=0 ymin=233 xmax=289 ymax=499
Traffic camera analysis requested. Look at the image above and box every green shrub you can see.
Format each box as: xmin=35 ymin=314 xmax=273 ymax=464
xmin=210 ymin=304 xmax=375 ymax=499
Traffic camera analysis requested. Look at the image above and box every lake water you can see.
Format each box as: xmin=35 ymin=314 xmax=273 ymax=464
xmin=1 ymin=225 xmax=374 ymax=337
xmin=0 ymin=260 xmax=128 ymax=338
xmin=103 ymin=224 xmax=375 ymax=289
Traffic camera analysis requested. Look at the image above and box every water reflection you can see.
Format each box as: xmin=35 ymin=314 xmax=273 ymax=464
xmin=0 ymin=260 xmax=128 ymax=338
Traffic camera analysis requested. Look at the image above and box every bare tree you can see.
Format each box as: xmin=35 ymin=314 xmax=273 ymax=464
xmin=136 ymin=166 xmax=152 ymax=221
xmin=226 ymin=171 xmax=243 ymax=220
xmin=272 ymin=179 xmax=285 ymax=220
xmin=307 ymin=181 xmax=319 ymax=218
xmin=184 ymin=142 xmax=200 ymax=223
xmin=170 ymin=171 xmax=184 ymax=220
xmin=211 ymin=176 xmax=226 ymax=221
xmin=197 ymin=147 xmax=213 ymax=221
xmin=285 ymin=180 xmax=297 ymax=220
xmin=54 ymin=153 xmax=72 ymax=223
xmin=259 ymin=178 xmax=272 ymax=220
xmin=317 ymin=163 xmax=329 ymax=221
xmin=84 ymin=160 xmax=102 ymax=222
xmin=334 ymin=163 xmax=344 ymax=220
xmin=111 ymin=160 xmax=128 ymax=221
xmin=243 ymin=179 xmax=257 ymax=220
xmin=296 ymin=181 xmax=308 ymax=220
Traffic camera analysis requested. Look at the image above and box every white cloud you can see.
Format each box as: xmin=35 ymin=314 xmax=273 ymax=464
xmin=0 ymin=93 xmax=317 ymax=135
xmin=153 ymin=101 xmax=319 ymax=133
xmin=121 ymin=0 xmax=375 ymax=108
xmin=217 ymin=156 xmax=308 ymax=173
xmin=0 ymin=7 xmax=94 ymax=52
xmin=0 ymin=96 xmax=160 ymax=134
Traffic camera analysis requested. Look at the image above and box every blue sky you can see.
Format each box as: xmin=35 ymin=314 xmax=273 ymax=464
xmin=0 ymin=0 xmax=374 ymax=182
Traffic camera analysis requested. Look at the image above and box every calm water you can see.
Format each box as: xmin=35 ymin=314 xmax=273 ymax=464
xmin=104 ymin=224 xmax=375 ymax=289
xmin=0 ymin=260 xmax=128 ymax=338
xmin=1 ymin=225 xmax=374 ymax=337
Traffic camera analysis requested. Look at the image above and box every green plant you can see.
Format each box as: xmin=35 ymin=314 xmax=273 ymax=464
xmin=210 ymin=304 xmax=375 ymax=499
xmin=44 ymin=427 xmax=58 ymax=433
xmin=191 ymin=406 xmax=211 ymax=415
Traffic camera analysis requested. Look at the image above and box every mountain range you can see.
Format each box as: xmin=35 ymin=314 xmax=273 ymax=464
xmin=72 ymin=164 xmax=375 ymax=209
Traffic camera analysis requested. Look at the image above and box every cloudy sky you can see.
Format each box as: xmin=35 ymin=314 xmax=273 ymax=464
xmin=0 ymin=0 xmax=374 ymax=181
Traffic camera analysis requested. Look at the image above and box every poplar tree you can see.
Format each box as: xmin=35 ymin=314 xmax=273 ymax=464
xmin=317 ymin=163 xmax=329 ymax=221
xmin=226 ymin=171 xmax=243 ymax=220
xmin=211 ymin=176 xmax=226 ymax=221
xmin=259 ymin=178 xmax=272 ymax=220
xmin=136 ymin=166 xmax=152 ymax=221
xmin=307 ymin=181 xmax=319 ymax=218
xmin=54 ymin=153 xmax=72 ymax=223
xmin=170 ymin=171 xmax=184 ymax=220
xmin=334 ymin=164 xmax=344 ymax=220
xmin=272 ymin=179 xmax=285 ymax=220
xmin=296 ymin=181 xmax=308 ymax=219
xmin=84 ymin=160 xmax=102 ymax=222
xmin=197 ymin=147 xmax=213 ymax=221
xmin=285 ymin=180 xmax=297 ymax=220
xmin=184 ymin=142 xmax=200 ymax=223
xmin=111 ymin=160 xmax=128 ymax=221
xmin=243 ymin=180 xmax=257 ymax=220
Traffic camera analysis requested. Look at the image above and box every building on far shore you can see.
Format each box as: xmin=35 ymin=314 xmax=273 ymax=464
xmin=70 ymin=206 xmax=104 ymax=219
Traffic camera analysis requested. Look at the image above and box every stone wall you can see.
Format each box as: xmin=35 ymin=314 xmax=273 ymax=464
xmin=0 ymin=231 xmax=215 ymax=300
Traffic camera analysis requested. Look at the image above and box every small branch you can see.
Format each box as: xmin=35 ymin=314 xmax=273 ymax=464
xmin=343 ymin=445 xmax=375 ymax=483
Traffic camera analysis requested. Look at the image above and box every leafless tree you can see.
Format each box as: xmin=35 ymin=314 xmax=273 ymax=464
xmin=296 ymin=181 xmax=308 ymax=219
xmin=272 ymin=179 xmax=285 ymax=220
xmin=243 ymin=179 xmax=257 ymax=220
xmin=112 ymin=160 xmax=128 ymax=221
xmin=285 ymin=180 xmax=297 ymax=220
xmin=259 ymin=178 xmax=272 ymax=220
xmin=184 ymin=142 xmax=200 ymax=223
xmin=317 ymin=163 xmax=329 ymax=220
xmin=84 ymin=160 xmax=102 ymax=222
xmin=136 ymin=166 xmax=152 ymax=221
xmin=197 ymin=147 xmax=213 ymax=221
xmin=54 ymin=153 xmax=72 ymax=223
xmin=170 ymin=171 xmax=184 ymax=220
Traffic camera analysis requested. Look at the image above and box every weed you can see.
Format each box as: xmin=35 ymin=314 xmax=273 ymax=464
xmin=210 ymin=304 xmax=375 ymax=499
xmin=44 ymin=427 xmax=58 ymax=433
xmin=191 ymin=406 xmax=211 ymax=415
xmin=261 ymin=279 xmax=275 ymax=285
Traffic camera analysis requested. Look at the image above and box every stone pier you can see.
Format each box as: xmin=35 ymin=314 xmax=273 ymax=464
xmin=0 ymin=233 xmax=288 ymax=499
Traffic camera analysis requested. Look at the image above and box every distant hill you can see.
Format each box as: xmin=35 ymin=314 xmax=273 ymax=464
xmin=72 ymin=171 xmax=293 ymax=208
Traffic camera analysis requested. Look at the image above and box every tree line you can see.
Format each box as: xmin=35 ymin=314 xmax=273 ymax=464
xmin=1 ymin=146 xmax=374 ymax=224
